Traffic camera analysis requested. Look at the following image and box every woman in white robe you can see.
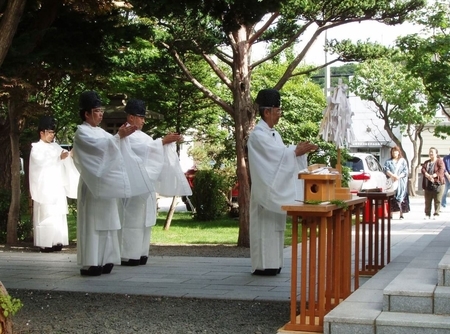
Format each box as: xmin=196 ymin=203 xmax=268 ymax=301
xmin=29 ymin=117 xmax=72 ymax=251
xmin=247 ymin=89 xmax=317 ymax=276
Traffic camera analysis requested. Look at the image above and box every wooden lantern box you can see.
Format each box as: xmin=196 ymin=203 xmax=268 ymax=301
xmin=298 ymin=173 xmax=338 ymax=202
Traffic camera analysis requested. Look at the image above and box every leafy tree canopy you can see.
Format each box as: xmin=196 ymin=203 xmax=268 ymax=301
xmin=350 ymin=57 xmax=435 ymax=130
xmin=397 ymin=0 xmax=450 ymax=114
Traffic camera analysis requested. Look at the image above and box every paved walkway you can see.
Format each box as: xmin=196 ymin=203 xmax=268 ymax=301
xmin=1 ymin=195 xmax=449 ymax=302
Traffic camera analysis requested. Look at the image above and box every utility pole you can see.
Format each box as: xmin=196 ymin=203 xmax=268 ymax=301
xmin=324 ymin=30 xmax=330 ymax=97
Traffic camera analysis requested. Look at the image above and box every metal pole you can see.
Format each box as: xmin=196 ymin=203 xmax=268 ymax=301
xmin=324 ymin=30 xmax=330 ymax=97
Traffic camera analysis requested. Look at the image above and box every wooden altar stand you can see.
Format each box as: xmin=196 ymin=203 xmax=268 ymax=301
xmin=279 ymin=197 xmax=366 ymax=333
xmin=357 ymin=190 xmax=395 ymax=276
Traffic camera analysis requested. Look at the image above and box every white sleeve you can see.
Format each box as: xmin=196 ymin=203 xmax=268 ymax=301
xmin=248 ymin=129 xmax=302 ymax=213
xmin=73 ymin=125 xmax=132 ymax=198
xmin=29 ymin=142 xmax=65 ymax=204
xmin=155 ymin=143 xmax=193 ymax=197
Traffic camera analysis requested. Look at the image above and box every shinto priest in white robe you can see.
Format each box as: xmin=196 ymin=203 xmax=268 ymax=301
xmin=29 ymin=140 xmax=79 ymax=248
xmin=247 ymin=119 xmax=307 ymax=272
xmin=118 ymin=129 xmax=192 ymax=263
xmin=73 ymin=123 xmax=152 ymax=268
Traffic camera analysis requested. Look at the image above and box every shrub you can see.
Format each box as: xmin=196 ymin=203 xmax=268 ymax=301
xmin=0 ymin=293 xmax=23 ymax=318
xmin=191 ymin=170 xmax=229 ymax=220
xmin=0 ymin=174 xmax=34 ymax=243
xmin=18 ymin=174 xmax=33 ymax=242
xmin=0 ymin=190 xmax=10 ymax=243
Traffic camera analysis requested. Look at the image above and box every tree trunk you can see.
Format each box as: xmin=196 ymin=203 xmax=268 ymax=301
xmin=409 ymin=139 xmax=420 ymax=196
xmin=233 ymin=26 xmax=254 ymax=248
xmin=163 ymin=196 xmax=178 ymax=230
xmin=0 ymin=0 xmax=26 ymax=67
xmin=5 ymin=86 xmax=28 ymax=245
xmin=6 ymin=93 xmax=23 ymax=245
xmin=407 ymin=125 xmax=424 ymax=196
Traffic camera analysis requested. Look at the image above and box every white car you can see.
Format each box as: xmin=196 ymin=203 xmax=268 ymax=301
xmin=345 ymin=153 xmax=387 ymax=193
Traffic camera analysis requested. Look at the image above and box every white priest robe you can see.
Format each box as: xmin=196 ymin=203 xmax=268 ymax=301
xmin=247 ymin=119 xmax=307 ymax=272
xmin=118 ymin=130 xmax=192 ymax=262
xmin=73 ymin=123 xmax=152 ymax=268
xmin=29 ymin=140 xmax=73 ymax=248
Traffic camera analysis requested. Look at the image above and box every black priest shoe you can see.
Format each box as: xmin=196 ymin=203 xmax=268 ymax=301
xmin=102 ymin=263 xmax=114 ymax=274
xmin=121 ymin=259 xmax=140 ymax=266
xmin=52 ymin=243 xmax=63 ymax=252
xmin=140 ymin=256 xmax=148 ymax=265
xmin=252 ymin=269 xmax=278 ymax=276
xmin=80 ymin=266 xmax=103 ymax=276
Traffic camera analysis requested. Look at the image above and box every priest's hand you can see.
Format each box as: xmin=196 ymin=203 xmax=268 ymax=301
xmin=162 ymin=133 xmax=183 ymax=145
xmin=60 ymin=150 xmax=69 ymax=160
xmin=295 ymin=142 xmax=318 ymax=157
xmin=118 ymin=123 xmax=137 ymax=138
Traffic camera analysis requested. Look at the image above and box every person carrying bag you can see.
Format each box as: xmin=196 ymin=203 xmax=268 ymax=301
xmin=383 ymin=146 xmax=410 ymax=219
xmin=421 ymin=147 xmax=445 ymax=219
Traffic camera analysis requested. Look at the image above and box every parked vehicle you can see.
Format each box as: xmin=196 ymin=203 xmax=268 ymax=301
xmin=345 ymin=153 xmax=387 ymax=193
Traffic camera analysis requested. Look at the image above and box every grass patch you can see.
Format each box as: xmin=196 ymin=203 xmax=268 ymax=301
xmin=65 ymin=211 xmax=294 ymax=246
xmin=68 ymin=214 xmax=76 ymax=241
xmin=153 ymin=212 xmax=294 ymax=246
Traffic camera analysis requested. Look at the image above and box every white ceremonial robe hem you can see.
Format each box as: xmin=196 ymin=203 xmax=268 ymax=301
xmin=119 ymin=227 xmax=152 ymax=260
xmin=33 ymin=202 xmax=69 ymax=248
xmin=77 ymin=182 xmax=121 ymax=267
xmin=250 ymin=202 xmax=285 ymax=272
xmin=118 ymin=192 xmax=156 ymax=261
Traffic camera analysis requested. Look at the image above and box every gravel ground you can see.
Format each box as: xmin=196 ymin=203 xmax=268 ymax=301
xmin=4 ymin=244 xmax=290 ymax=334
xmin=10 ymin=290 xmax=289 ymax=334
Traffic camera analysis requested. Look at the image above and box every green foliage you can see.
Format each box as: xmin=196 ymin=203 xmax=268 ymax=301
xmin=0 ymin=180 xmax=33 ymax=243
xmin=107 ymin=34 xmax=224 ymax=145
xmin=17 ymin=218 xmax=33 ymax=243
xmin=329 ymin=199 xmax=349 ymax=210
xmin=340 ymin=165 xmax=351 ymax=188
xmin=276 ymin=80 xmax=325 ymax=144
xmin=191 ymin=170 xmax=229 ymax=220
xmin=327 ymin=39 xmax=396 ymax=62
xmin=397 ymin=0 xmax=450 ymax=112
xmin=434 ymin=125 xmax=450 ymax=140
xmin=349 ymin=57 xmax=436 ymax=129
xmin=0 ymin=293 xmax=23 ymax=318
xmin=18 ymin=174 xmax=32 ymax=242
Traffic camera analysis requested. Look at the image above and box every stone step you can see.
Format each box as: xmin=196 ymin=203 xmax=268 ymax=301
xmin=383 ymin=227 xmax=450 ymax=314
xmin=435 ymin=286 xmax=450 ymax=315
xmin=324 ymin=233 xmax=437 ymax=334
xmin=438 ymin=246 xmax=450 ymax=286
xmin=376 ymin=311 xmax=450 ymax=333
